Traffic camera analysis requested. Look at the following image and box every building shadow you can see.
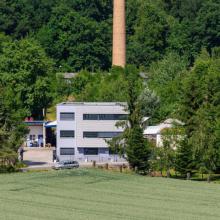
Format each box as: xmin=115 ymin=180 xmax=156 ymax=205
xmin=23 ymin=160 xmax=48 ymax=166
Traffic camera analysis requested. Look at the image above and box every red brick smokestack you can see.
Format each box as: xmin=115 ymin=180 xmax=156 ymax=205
xmin=112 ymin=0 xmax=126 ymax=67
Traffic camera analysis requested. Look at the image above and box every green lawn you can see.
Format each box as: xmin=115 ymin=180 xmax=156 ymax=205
xmin=0 ymin=169 xmax=220 ymax=220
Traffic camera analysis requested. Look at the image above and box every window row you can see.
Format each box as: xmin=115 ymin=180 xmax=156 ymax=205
xmin=83 ymin=132 xmax=122 ymax=138
xmin=59 ymin=113 xmax=128 ymax=121
xmin=59 ymin=130 xmax=122 ymax=138
xmin=83 ymin=114 xmax=127 ymax=120
xmin=60 ymin=148 xmax=104 ymax=155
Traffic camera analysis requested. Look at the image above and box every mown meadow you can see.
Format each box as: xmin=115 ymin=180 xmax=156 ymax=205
xmin=0 ymin=169 xmax=220 ymax=220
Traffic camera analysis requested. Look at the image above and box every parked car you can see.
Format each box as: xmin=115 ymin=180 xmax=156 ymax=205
xmin=53 ymin=160 xmax=79 ymax=170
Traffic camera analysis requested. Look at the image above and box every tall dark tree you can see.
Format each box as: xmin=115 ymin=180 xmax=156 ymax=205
xmin=0 ymin=85 xmax=28 ymax=154
xmin=175 ymin=139 xmax=194 ymax=176
xmin=179 ymin=49 xmax=220 ymax=180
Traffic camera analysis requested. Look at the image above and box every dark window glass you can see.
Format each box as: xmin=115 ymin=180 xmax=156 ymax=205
xmin=83 ymin=132 xmax=122 ymax=138
xmin=83 ymin=114 xmax=127 ymax=120
xmin=84 ymin=148 xmax=98 ymax=155
xmin=83 ymin=114 xmax=99 ymax=120
xmin=83 ymin=132 xmax=98 ymax=138
xmin=60 ymin=148 xmax=75 ymax=155
xmin=60 ymin=112 xmax=75 ymax=120
xmin=60 ymin=130 xmax=75 ymax=138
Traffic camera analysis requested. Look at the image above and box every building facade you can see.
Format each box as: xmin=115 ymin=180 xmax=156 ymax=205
xmin=24 ymin=119 xmax=45 ymax=147
xmin=56 ymin=102 xmax=127 ymax=162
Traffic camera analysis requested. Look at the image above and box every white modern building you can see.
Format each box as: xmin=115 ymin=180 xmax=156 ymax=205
xmin=56 ymin=102 xmax=128 ymax=162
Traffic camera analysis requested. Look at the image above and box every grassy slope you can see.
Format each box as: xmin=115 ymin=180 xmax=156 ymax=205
xmin=0 ymin=169 xmax=220 ymax=220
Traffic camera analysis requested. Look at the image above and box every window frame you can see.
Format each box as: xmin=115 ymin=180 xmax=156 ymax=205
xmin=83 ymin=114 xmax=127 ymax=121
xmin=60 ymin=148 xmax=75 ymax=156
xmin=60 ymin=112 xmax=75 ymax=121
xmin=60 ymin=130 xmax=75 ymax=138
xmin=83 ymin=148 xmax=99 ymax=155
xmin=83 ymin=131 xmax=122 ymax=138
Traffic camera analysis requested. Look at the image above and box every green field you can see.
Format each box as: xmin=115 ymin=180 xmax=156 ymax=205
xmin=1 ymin=169 xmax=220 ymax=220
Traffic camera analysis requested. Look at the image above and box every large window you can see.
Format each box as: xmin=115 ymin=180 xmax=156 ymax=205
xmin=60 ymin=112 xmax=75 ymax=121
xmin=83 ymin=114 xmax=127 ymax=120
xmin=60 ymin=130 xmax=75 ymax=138
xmin=60 ymin=148 xmax=75 ymax=155
xmin=84 ymin=148 xmax=98 ymax=155
xmin=83 ymin=132 xmax=122 ymax=138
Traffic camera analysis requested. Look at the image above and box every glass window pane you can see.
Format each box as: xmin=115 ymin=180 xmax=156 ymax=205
xmin=60 ymin=130 xmax=75 ymax=138
xmin=84 ymin=148 xmax=98 ymax=155
xmin=60 ymin=112 xmax=75 ymax=120
xmin=60 ymin=148 xmax=75 ymax=155
xmin=83 ymin=132 xmax=122 ymax=138
xmin=83 ymin=114 xmax=127 ymax=120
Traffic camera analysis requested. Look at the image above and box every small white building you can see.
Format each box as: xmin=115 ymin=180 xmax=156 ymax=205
xmin=144 ymin=119 xmax=184 ymax=147
xmin=56 ymin=102 xmax=128 ymax=162
xmin=24 ymin=120 xmax=45 ymax=147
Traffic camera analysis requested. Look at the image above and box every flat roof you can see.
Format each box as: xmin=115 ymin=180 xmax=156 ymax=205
xmin=24 ymin=121 xmax=45 ymax=126
xmin=57 ymin=102 xmax=127 ymax=107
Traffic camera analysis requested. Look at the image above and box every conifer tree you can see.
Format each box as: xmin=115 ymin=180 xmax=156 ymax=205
xmin=175 ymin=139 xmax=194 ymax=176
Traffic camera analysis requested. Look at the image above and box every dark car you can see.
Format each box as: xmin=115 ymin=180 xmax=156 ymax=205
xmin=53 ymin=160 xmax=79 ymax=170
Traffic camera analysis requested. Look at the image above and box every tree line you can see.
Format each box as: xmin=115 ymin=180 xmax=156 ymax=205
xmin=0 ymin=0 xmax=219 ymax=176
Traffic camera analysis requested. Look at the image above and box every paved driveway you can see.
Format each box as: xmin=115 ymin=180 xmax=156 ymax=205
xmin=23 ymin=147 xmax=54 ymax=168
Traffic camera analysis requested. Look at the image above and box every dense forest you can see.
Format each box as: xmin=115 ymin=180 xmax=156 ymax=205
xmin=0 ymin=0 xmax=219 ymax=176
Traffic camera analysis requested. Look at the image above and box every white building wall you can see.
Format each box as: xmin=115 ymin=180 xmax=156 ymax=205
xmin=56 ymin=102 xmax=127 ymax=162
xmin=26 ymin=125 xmax=44 ymax=147
xmin=28 ymin=126 xmax=43 ymax=136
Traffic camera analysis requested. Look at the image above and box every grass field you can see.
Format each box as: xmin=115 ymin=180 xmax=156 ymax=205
xmin=1 ymin=169 xmax=220 ymax=220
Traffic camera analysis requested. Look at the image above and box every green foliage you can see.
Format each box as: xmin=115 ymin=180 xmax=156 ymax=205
xmin=0 ymin=38 xmax=54 ymax=118
xmin=75 ymin=67 xmax=128 ymax=102
xmin=126 ymin=125 xmax=151 ymax=174
xmin=37 ymin=2 xmax=112 ymax=71
xmin=166 ymin=0 xmax=220 ymax=62
xmin=106 ymin=66 xmax=154 ymax=174
xmin=0 ymin=85 xmax=28 ymax=163
xmin=0 ymin=0 xmax=219 ymax=178
xmin=175 ymin=139 xmax=194 ymax=176
xmin=148 ymin=52 xmax=188 ymax=121
xmin=179 ymin=50 xmax=220 ymax=175
xmin=127 ymin=1 xmax=169 ymax=67
xmin=155 ymin=128 xmax=179 ymax=176
xmin=0 ymin=0 xmax=219 ymax=71
xmin=0 ymin=0 xmax=57 ymax=38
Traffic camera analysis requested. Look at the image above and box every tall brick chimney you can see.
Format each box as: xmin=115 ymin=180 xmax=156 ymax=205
xmin=112 ymin=0 xmax=126 ymax=67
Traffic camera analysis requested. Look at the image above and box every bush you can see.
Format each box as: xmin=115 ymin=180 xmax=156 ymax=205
xmin=0 ymin=165 xmax=16 ymax=173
